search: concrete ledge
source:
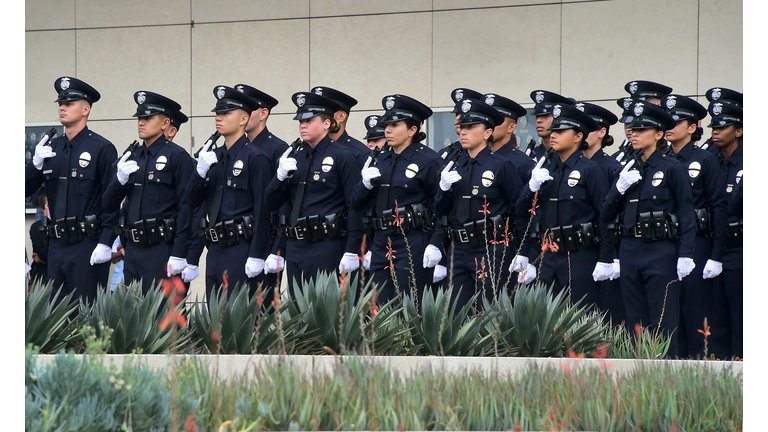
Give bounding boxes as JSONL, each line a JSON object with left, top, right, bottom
{"left": 33, "top": 354, "right": 743, "bottom": 380}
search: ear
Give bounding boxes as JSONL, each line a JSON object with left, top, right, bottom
{"left": 574, "top": 131, "right": 584, "bottom": 143}
{"left": 260, "top": 108, "right": 269, "bottom": 121}
{"left": 408, "top": 124, "right": 418, "bottom": 138}
{"left": 484, "top": 127, "right": 494, "bottom": 140}
{"left": 507, "top": 120, "right": 517, "bottom": 135}
{"left": 240, "top": 112, "right": 250, "bottom": 126}
{"left": 334, "top": 110, "right": 348, "bottom": 123}
{"left": 735, "top": 127, "right": 743, "bottom": 137}
{"left": 81, "top": 102, "right": 91, "bottom": 118}
{"left": 161, "top": 116, "right": 171, "bottom": 131}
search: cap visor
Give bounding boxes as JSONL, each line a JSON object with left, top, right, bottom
{"left": 293, "top": 111, "right": 320, "bottom": 120}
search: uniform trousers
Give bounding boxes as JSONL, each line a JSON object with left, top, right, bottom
{"left": 47, "top": 237, "right": 110, "bottom": 305}
{"left": 447, "top": 240, "right": 513, "bottom": 311}
{"left": 539, "top": 246, "right": 601, "bottom": 310}
{"left": 284, "top": 236, "right": 348, "bottom": 299}
{"left": 710, "top": 245, "right": 743, "bottom": 359}
{"left": 368, "top": 229, "right": 431, "bottom": 306}
{"left": 677, "top": 234, "right": 714, "bottom": 359}
{"left": 123, "top": 240, "right": 174, "bottom": 293}
{"left": 205, "top": 241, "right": 268, "bottom": 304}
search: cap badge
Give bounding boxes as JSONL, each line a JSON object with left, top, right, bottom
{"left": 461, "top": 99, "right": 471, "bottom": 113}
{"left": 485, "top": 94, "right": 495, "bottom": 106}
{"left": 233, "top": 159, "right": 244, "bottom": 176}
{"left": 368, "top": 116, "right": 378, "bottom": 128}
{"left": 236, "top": 85, "right": 244, "bottom": 93}
{"left": 629, "top": 82, "right": 638, "bottom": 94}
{"left": 79, "top": 152, "right": 91, "bottom": 168}
{"left": 454, "top": 89, "right": 463, "bottom": 102}
{"left": 575, "top": 103, "right": 585, "bottom": 112}
{"left": 652, "top": 171, "right": 664, "bottom": 187}
{"left": 535, "top": 91, "right": 544, "bottom": 103}
{"left": 712, "top": 103, "right": 723, "bottom": 116}
{"left": 481, "top": 170, "right": 494, "bottom": 187}
{"left": 137, "top": 92, "right": 146, "bottom": 104}
{"left": 711, "top": 88, "right": 722, "bottom": 100}
{"left": 60, "top": 77, "right": 70, "bottom": 90}
{"left": 314, "top": 88, "right": 323, "bottom": 95}
{"left": 567, "top": 170, "right": 581, "bottom": 187}
{"left": 405, "top": 163, "right": 419, "bottom": 179}
{"left": 385, "top": 96, "right": 395, "bottom": 110}
{"left": 736, "top": 170, "right": 742, "bottom": 184}
{"left": 623, "top": 98, "right": 632, "bottom": 110}
{"left": 666, "top": 96, "right": 677, "bottom": 110}
{"left": 552, "top": 104, "right": 561, "bottom": 118}
{"left": 321, "top": 156, "right": 334, "bottom": 172}
{"left": 296, "top": 94, "right": 306, "bottom": 107}
{"left": 155, "top": 155, "right": 167, "bottom": 171}
{"left": 633, "top": 103, "right": 644, "bottom": 117}
{"left": 688, "top": 161, "right": 701, "bottom": 179}
{"left": 216, "top": 86, "right": 226, "bottom": 99}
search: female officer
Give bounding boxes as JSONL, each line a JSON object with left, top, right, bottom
{"left": 363, "top": 115, "right": 387, "bottom": 151}
{"left": 424, "top": 98, "right": 523, "bottom": 309}
{"left": 510, "top": 104, "right": 612, "bottom": 313}
{"left": 351, "top": 95, "right": 441, "bottom": 303}
{"left": 600, "top": 100, "right": 696, "bottom": 359}
{"left": 265, "top": 92, "right": 363, "bottom": 290}
{"left": 662, "top": 94, "right": 728, "bottom": 359}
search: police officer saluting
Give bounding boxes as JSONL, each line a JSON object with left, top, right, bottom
{"left": 529, "top": 90, "right": 575, "bottom": 161}
{"left": 103, "top": 91, "right": 194, "bottom": 290}
{"left": 265, "top": 91, "right": 363, "bottom": 288}
{"left": 662, "top": 93, "right": 728, "bottom": 359}
{"left": 188, "top": 86, "right": 273, "bottom": 300}
{"left": 26, "top": 77, "right": 118, "bottom": 303}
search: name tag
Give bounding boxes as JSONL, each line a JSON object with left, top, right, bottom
{"left": 43, "top": 170, "right": 53, "bottom": 174}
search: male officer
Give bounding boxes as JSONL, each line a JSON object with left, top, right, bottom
{"left": 310, "top": 86, "right": 369, "bottom": 166}
{"left": 707, "top": 101, "right": 743, "bottom": 360}
{"left": 363, "top": 114, "right": 387, "bottom": 150}
{"left": 26, "top": 76, "right": 118, "bottom": 303}
{"left": 623, "top": 80, "right": 672, "bottom": 106}
{"left": 188, "top": 86, "right": 273, "bottom": 300}
{"left": 234, "top": 84, "right": 290, "bottom": 285}
{"left": 104, "top": 91, "right": 195, "bottom": 290}
{"left": 166, "top": 109, "right": 188, "bottom": 142}
{"left": 529, "top": 90, "right": 574, "bottom": 161}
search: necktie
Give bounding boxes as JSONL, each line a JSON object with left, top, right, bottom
{"left": 455, "top": 159, "right": 475, "bottom": 223}
{"left": 290, "top": 147, "right": 315, "bottom": 225}
{"left": 54, "top": 141, "right": 71, "bottom": 220}
{"left": 127, "top": 147, "right": 149, "bottom": 224}
{"left": 623, "top": 160, "right": 645, "bottom": 228}
{"left": 544, "top": 161, "right": 563, "bottom": 228}
{"left": 208, "top": 149, "right": 229, "bottom": 227}
{"left": 375, "top": 153, "right": 399, "bottom": 216}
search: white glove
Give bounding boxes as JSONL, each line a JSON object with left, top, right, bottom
{"left": 25, "top": 261, "right": 32, "bottom": 275}
{"left": 517, "top": 263, "right": 536, "bottom": 284}
{"left": 338, "top": 252, "right": 360, "bottom": 273}
{"left": 677, "top": 257, "right": 696, "bottom": 280}
{"left": 89, "top": 243, "right": 112, "bottom": 265}
{"left": 276, "top": 147, "right": 298, "bottom": 181}
{"left": 363, "top": 251, "right": 371, "bottom": 270}
{"left": 439, "top": 161, "right": 462, "bottom": 191}
{"left": 167, "top": 256, "right": 187, "bottom": 277}
{"left": 245, "top": 257, "right": 266, "bottom": 278}
{"left": 116, "top": 152, "right": 140, "bottom": 185}
{"left": 612, "top": 259, "right": 621, "bottom": 280}
{"left": 433, "top": 264, "right": 447, "bottom": 283}
{"left": 616, "top": 159, "right": 643, "bottom": 195}
{"left": 181, "top": 264, "right": 199, "bottom": 283}
{"left": 32, "top": 136, "right": 56, "bottom": 170}
{"left": 264, "top": 254, "right": 285, "bottom": 274}
{"left": 509, "top": 255, "right": 529, "bottom": 273}
{"left": 592, "top": 262, "right": 614, "bottom": 282}
{"left": 196, "top": 140, "right": 219, "bottom": 178}
{"left": 361, "top": 156, "right": 381, "bottom": 190}
{"left": 702, "top": 259, "right": 723, "bottom": 279}
{"left": 527, "top": 157, "right": 552, "bottom": 192}
{"left": 423, "top": 244, "right": 442, "bottom": 268}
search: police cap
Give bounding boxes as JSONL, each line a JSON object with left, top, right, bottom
{"left": 707, "top": 102, "right": 743, "bottom": 128}
{"left": 548, "top": 103, "right": 598, "bottom": 137}
{"left": 54, "top": 76, "right": 101, "bottom": 104}
{"left": 705, "top": 87, "right": 742, "bottom": 107}
{"left": 661, "top": 94, "right": 707, "bottom": 122}
{"left": 574, "top": 102, "right": 618, "bottom": 126}
{"left": 310, "top": 86, "right": 357, "bottom": 113}
{"left": 627, "top": 100, "right": 677, "bottom": 131}
{"left": 530, "top": 90, "right": 574, "bottom": 116}
{"left": 211, "top": 85, "right": 259, "bottom": 113}
{"left": 624, "top": 80, "right": 673, "bottom": 100}
{"left": 132, "top": 91, "right": 181, "bottom": 119}
{"left": 450, "top": 88, "right": 484, "bottom": 113}
{"left": 291, "top": 92, "right": 342, "bottom": 120}
{"left": 363, "top": 115, "right": 385, "bottom": 141}
{"left": 234, "top": 84, "right": 279, "bottom": 110}
{"left": 483, "top": 93, "right": 527, "bottom": 120}
{"left": 381, "top": 94, "right": 433, "bottom": 124}
{"left": 170, "top": 110, "right": 188, "bottom": 129}
{"left": 456, "top": 98, "right": 506, "bottom": 129}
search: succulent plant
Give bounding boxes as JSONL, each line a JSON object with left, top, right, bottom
{"left": 25, "top": 280, "right": 84, "bottom": 353}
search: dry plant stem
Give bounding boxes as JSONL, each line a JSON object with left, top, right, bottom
{"left": 438, "top": 290, "right": 450, "bottom": 356}
{"left": 566, "top": 251, "right": 572, "bottom": 297}
{"left": 654, "top": 279, "right": 676, "bottom": 342}
{"left": 338, "top": 275, "right": 347, "bottom": 355}
{"left": 359, "top": 305, "right": 366, "bottom": 355}
{"left": 395, "top": 206, "right": 418, "bottom": 302}
{"left": 507, "top": 191, "right": 539, "bottom": 289}
{"left": 274, "top": 286, "right": 286, "bottom": 355}
{"left": 386, "top": 236, "right": 402, "bottom": 302}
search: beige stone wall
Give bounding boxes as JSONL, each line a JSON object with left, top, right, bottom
{"left": 25, "top": 0, "right": 743, "bottom": 298}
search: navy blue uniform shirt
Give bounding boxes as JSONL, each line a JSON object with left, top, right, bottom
{"left": 716, "top": 144, "right": 743, "bottom": 224}
{"left": 249, "top": 126, "right": 288, "bottom": 170}
{"left": 337, "top": 130, "right": 369, "bottom": 167}
{"left": 492, "top": 139, "right": 536, "bottom": 187}
{"left": 25, "top": 126, "right": 118, "bottom": 245}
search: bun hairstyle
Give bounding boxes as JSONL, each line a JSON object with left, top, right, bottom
{"left": 683, "top": 118, "right": 703, "bottom": 143}
{"left": 600, "top": 124, "right": 615, "bottom": 148}
{"left": 319, "top": 113, "right": 341, "bottom": 134}
{"left": 655, "top": 128, "right": 668, "bottom": 151}
{"left": 404, "top": 118, "right": 427, "bottom": 143}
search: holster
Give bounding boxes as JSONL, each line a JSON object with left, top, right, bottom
{"left": 561, "top": 225, "right": 579, "bottom": 252}
{"left": 242, "top": 215, "right": 254, "bottom": 239}
{"left": 607, "top": 214, "right": 621, "bottom": 245}
{"left": 39, "top": 217, "right": 50, "bottom": 249}
{"left": 270, "top": 213, "right": 279, "bottom": 239}
{"left": 579, "top": 222, "right": 597, "bottom": 249}
{"left": 65, "top": 216, "right": 81, "bottom": 243}
{"left": 652, "top": 211, "right": 666, "bottom": 240}
{"left": 638, "top": 212, "right": 655, "bottom": 241}
{"left": 162, "top": 218, "right": 176, "bottom": 243}
{"left": 145, "top": 218, "right": 161, "bottom": 244}
{"left": 213, "top": 221, "right": 228, "bottom": 246}
{"left": 728, "top": 222, "right": 743, "bottom": 247}
{"left": 411, "top": 204, "right": 426, "bottom": 231}
{"left": 325, "top": 214, "right": 342, "bottom": 240}
{"left": 694, "top": 208, "right": 711, "bottom": 235}
{"left": 463, "top": 221, "right": 482, "bottom": 248}
{"left": 84, "top": 215, "right": 100, "bottom": 240}
{"left": 665, "top": 213, "right": 680, "bottom": 240}
{"left": 134, "top": 220, "right": 149, "bottom": 245}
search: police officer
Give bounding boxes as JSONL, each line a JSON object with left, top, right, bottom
{"left": 187, "top": 86, "right": 273, "bottom": 300}
{"left": 701, "top": 87, "right": 742, "bottom": 153}
{"left": 25, "top": 76, "right": 118, "bottom": 303}
{"left": 577, "top": 101, "right": 625, "bottom": 323}
{"left": 613, "top": 97, "right": 639, "bottom": 163}
{"left": 438, "top": 88, "right": 485, "bottom": 159}
{"left": 706, "top": 101, "right": 743, "bottom": 360}
{"left": 165, "top": 109, "right": 188, "bottom": 142}
{"left": 661, "top": 94, "right": 728, "bottom": 358}
{"left": 310, "top": 86, "right": 369, "bottom": 166}
{"left": 510, "top": 104, "right": 613, "bottom": 313}
{"left": 623, "top": 80, "right": 672, "bottom": 106}
{"left": 425, "top": 98, "right": 524, "bottom": 309}
{"left": 104, "top": 91, "right": 195, "bottom": 290}
{"left": 363, "top": 114, "right": 387, "bottom": 151}
{"left": 351, "top": 95, "right": 441, "bottom": 303}
{"left": 265, "top": 91, "right": 363, "bottom": 289}
{"left": 234, "top": 84, "right": 290, "bottom": 287}
{"left": 600, "top": 100, "right": 696, "bottom": 358}
{"left": 529, "top": 90, "right": 575, "bottom": 161}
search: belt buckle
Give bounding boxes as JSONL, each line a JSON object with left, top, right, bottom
{"left": 53, "top": 224, "right": 64, "bottom": 238}
{"left": 130, "top": 228, "right": 141, "bottom": 243}
{"left": 207, "top": 228, "right": 219, "bottom": 243}
{"left": 457, "top": 229, "right": 469, "bottom": 243}
{"left": 633, "top": 226, "right": 642, "bottom": 238}
{"left": 292, "top": 227, "right": 304, "bottom": 240}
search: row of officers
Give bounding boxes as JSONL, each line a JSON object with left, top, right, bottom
{"left": 26, "top": 77, "right": 743, "bottom": 360}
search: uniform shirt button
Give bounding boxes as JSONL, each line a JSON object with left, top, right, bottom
{"left": 653, "top": 195, "right": 656, "bottom": 199}
{"left": 570, "top": 195, "right": 573, "bottom": 199}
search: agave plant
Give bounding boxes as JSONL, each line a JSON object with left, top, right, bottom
{"left": 483, "top": 283, "right": 607, "bottom": 357}
{"left": 607, "top": 323, "right": 672, "bottom": 359}
{"left": 90, "top": 279, "right": 191, "bottom": 354}
{"left": 291, "top": 271, "right": 409, "bottom": 355}
{"left": 25, "top": 280, "right": 86, "bottom": 353}
{"left": 402, "top": 286, "right": 497, "bottom": 356}
{"left": 191, "top": 282, "right": 308, "bottom": 354}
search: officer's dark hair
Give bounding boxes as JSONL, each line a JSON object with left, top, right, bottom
{"left": 34, "top": 185, "right": 47, "bottom": 210}
{"left": 653, "top": 127, "right": 668, "bottom": 151}
{"left": 575, "top": 129, "right": 588, "bottom": 150}
{"left": 318, "top": 113, "right": 341, "bottom": 134}
{"left": 598, "top": 123, "right": 615, "bottom": 148}
{"left": 683, "top": 118, "right": 703, "bottom": 143}
{"left": 404, "top": 118, "right": 427, "bottom": 144}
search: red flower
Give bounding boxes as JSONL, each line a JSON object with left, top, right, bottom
{"left": 634, "top": 323, "right": 643, "bottom": 338}
{"left": 161, "top": 276, "right": 186, "bottom": 307}
{"left": 160, "top": 310, "right": 187, "bottom": 330}
{"left": 529, "top": 192, "right": 540, "bottom": 215}
{"left": 698, "top": 317, "right": 711, "bottom": 337}
{"left": 210, "top": 331, "right": 220, "bottom": 344}
{"left": 385, "top": 239, "right": 396, "bottom": 261}
{"left": 367, "top": 300, "right": 379, "bottom": 317}
{"left": 479, "top": 197, "right": 490, "bottom": 215}
{"left": 593, "top": 344, "right": 608, "bottom": 359}
{"left": 256, "top": 286, "right": 264, "bottom": 307}
{"left": 184, "top": 413, "right": 198, "bottom": 432}
{"left": 222, "top": 270, "right": 229, "bottom": 291}
{"left": 475, "top": 258, "right": 488, "bottom": 279}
